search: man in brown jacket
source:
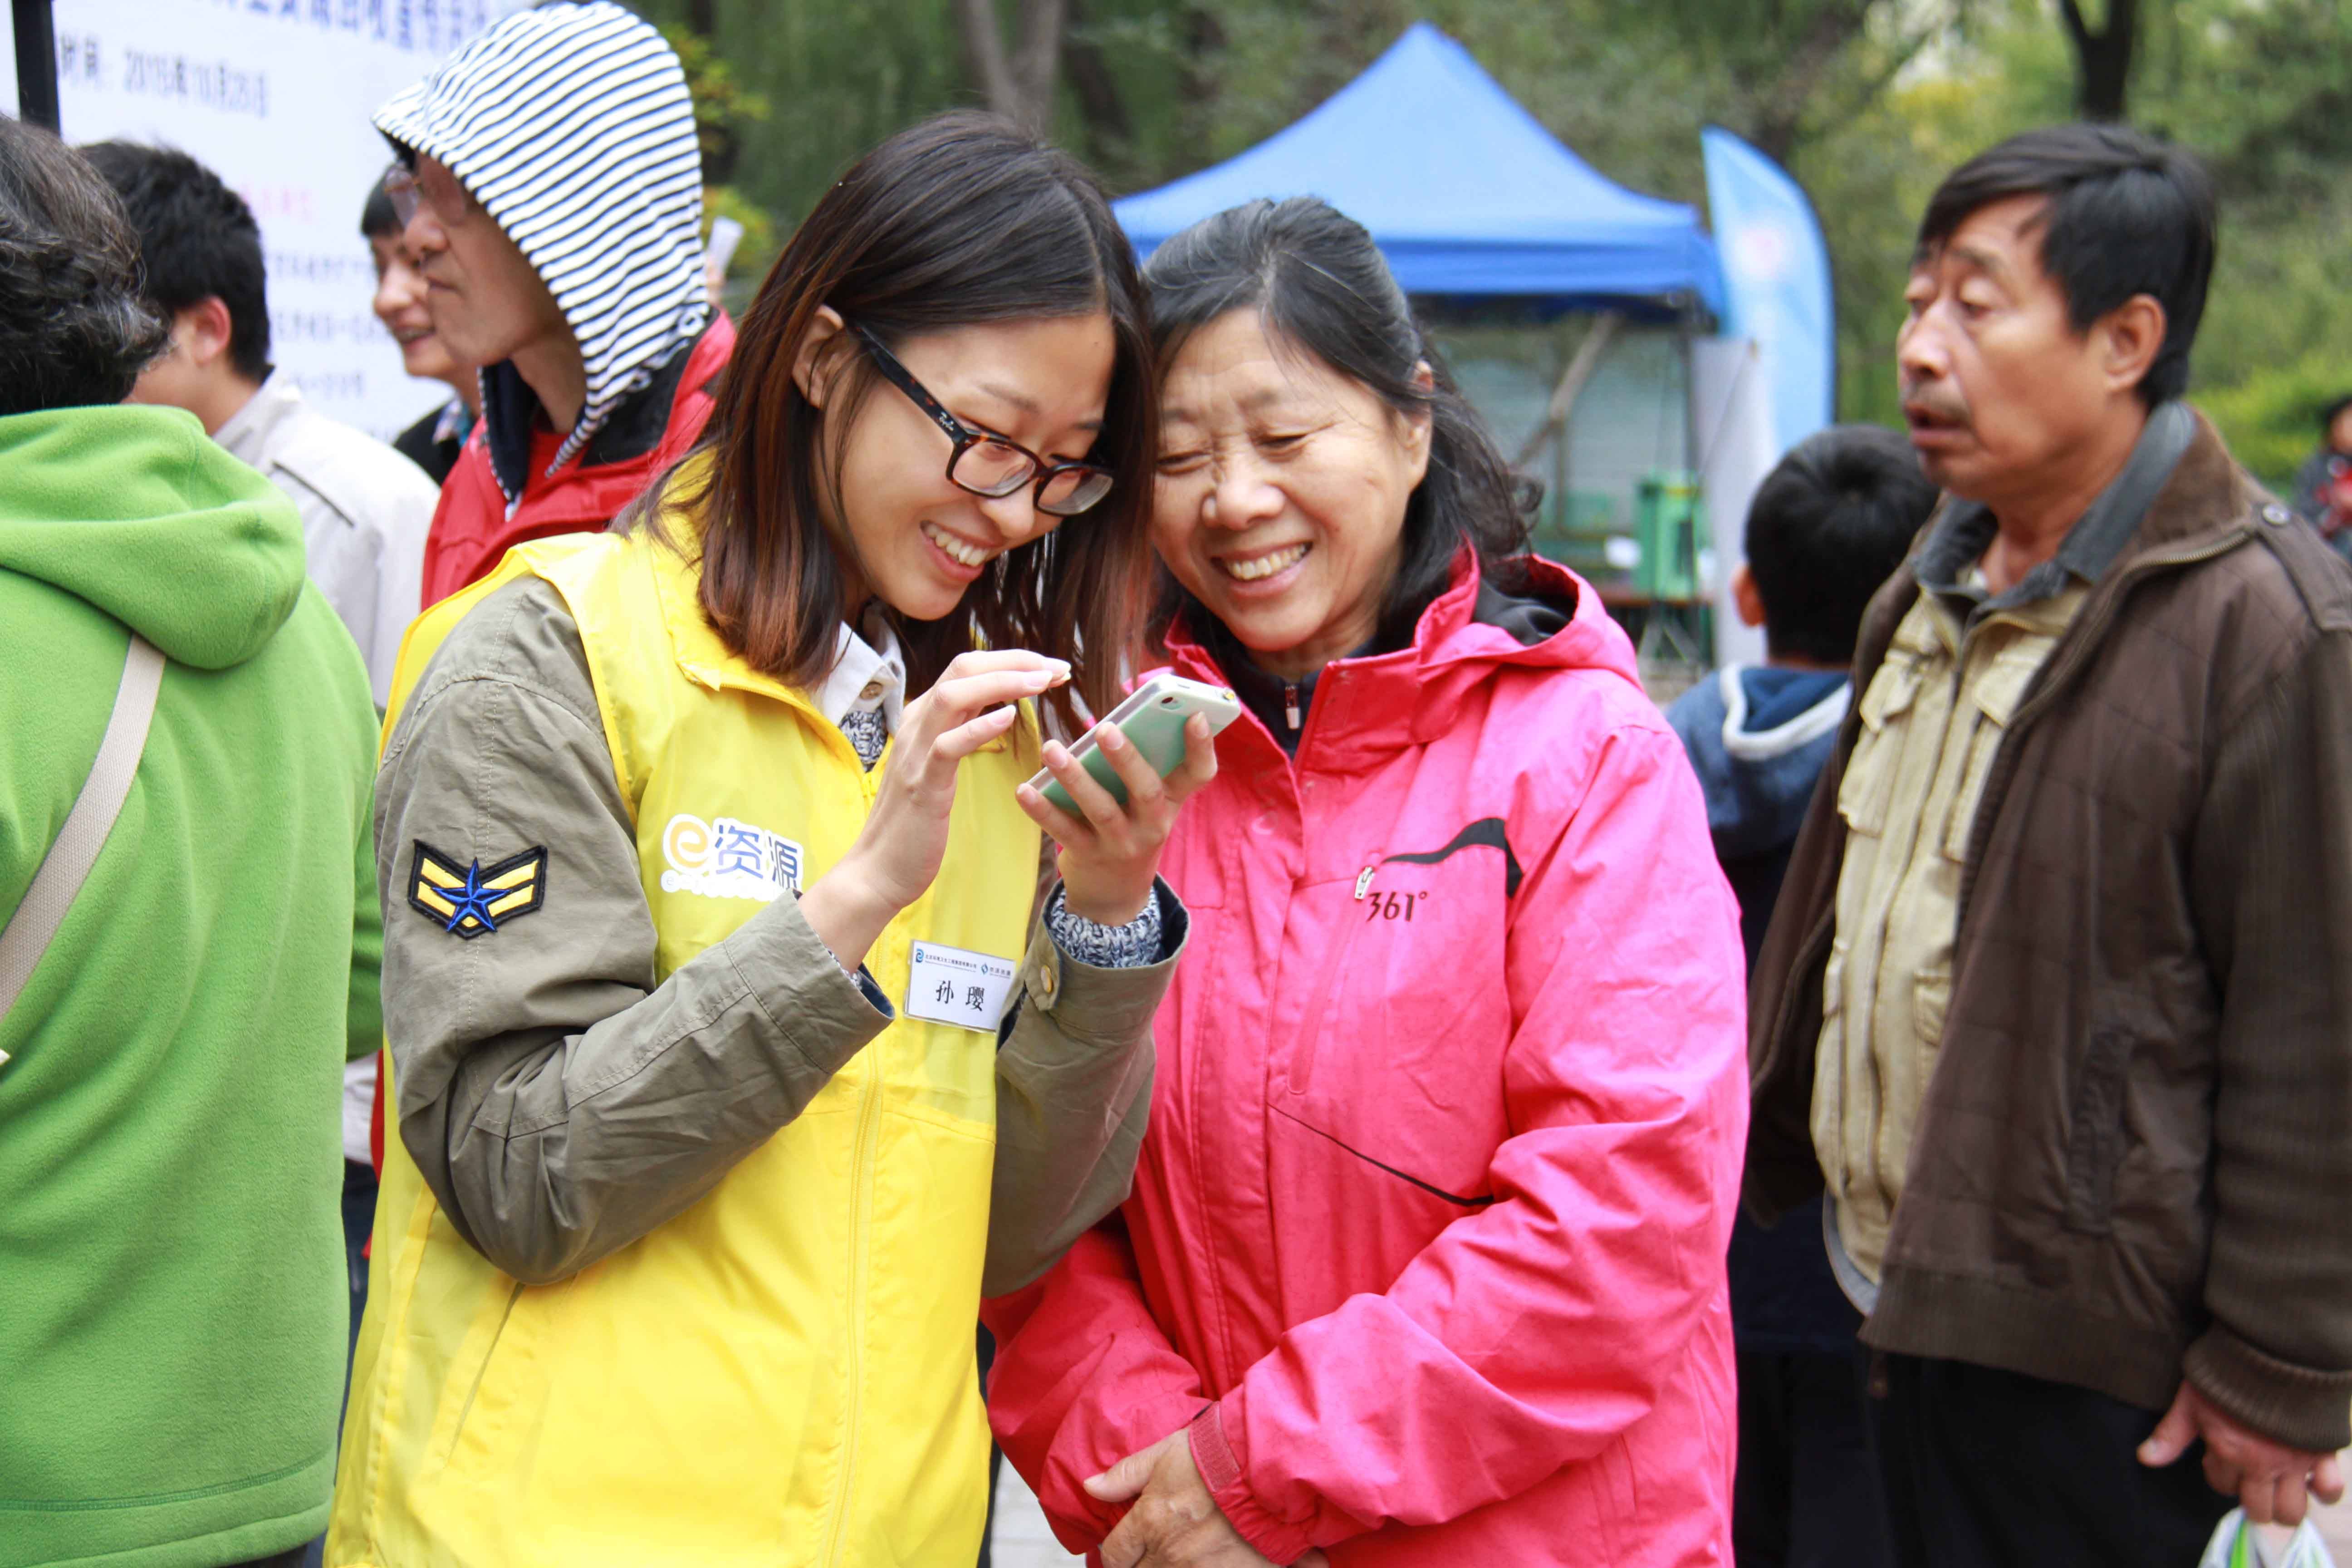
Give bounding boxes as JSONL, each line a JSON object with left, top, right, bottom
{"left": 1747, "top": 124, "right": 2351, "bottom": 1566}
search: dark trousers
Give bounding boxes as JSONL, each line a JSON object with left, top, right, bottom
{"left": 1868, "top": 1354, "right": 2231, "bottom": 1568}
{"left": 977, "top": 1323, "right": 1000, "bottom": 1568}
{"left": 341, "top": 1160, "right": 377, "bottom": 1360}
{"left": 299, "top": 1161, "right": 381, "bottom": 1568}
{"left": 1734, "top": 1348, "right": 1892, "bottom": 1568}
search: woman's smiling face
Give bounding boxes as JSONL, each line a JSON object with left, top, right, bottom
{"left": 805, "top": 309, "right": 1117, "bottom": 622}
{"left": 370, "top": 232, "right": 461, "bottom": 387}
{"left": 1152, "top": 309, "right": 1431, "bottom": 679}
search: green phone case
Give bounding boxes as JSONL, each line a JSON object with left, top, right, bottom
{"left": 1039, "top": 698, "right": 1202, "bottom": 813}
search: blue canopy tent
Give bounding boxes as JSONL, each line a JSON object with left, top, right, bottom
{"left": 1112, "top": 22, "right": 1724, "bottom": 316}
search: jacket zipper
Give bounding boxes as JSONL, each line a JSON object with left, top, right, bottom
{"left": 1287, "top": 858, "right": 1382, "bottom": 1096}
{"left": 1272, "top": 668, "right": 1358, "bottom": 1091}
{"left": 823, "top": 775, "right": 890, "bottom": 1568}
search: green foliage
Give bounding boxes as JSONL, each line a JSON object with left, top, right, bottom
{"left": 1796, "top": 9, "right": 2075, "bottom": 426}
{"left": 2193, "top": 350, "right": 2345, "bottom": 490}
{"left": 2123, "top": 0, "right": 2352, "bottom": 441}
{"left": 656, "top": 22, "right": 778, "bottom": 282}
{"left": 636, "top": 0, "right": 969, "bottom": 237}
{"left": 663, "top": 23, "right": 773, "bottom": 154}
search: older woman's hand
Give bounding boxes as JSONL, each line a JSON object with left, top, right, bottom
{"left": 1018, "top": 713, "right": 1218, "bottom": 926}
{"left": 1084, "top": 1432, "right": 1327, "bottom": 1568}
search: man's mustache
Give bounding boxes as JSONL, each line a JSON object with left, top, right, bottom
{"left": 1901, "top": 384, "right": 1970, "bottom": 426}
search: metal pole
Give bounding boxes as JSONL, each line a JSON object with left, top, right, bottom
{"left": 13, "top": 0, "right": 60, "bottom": 131}
{"left": 1511, "top": 313, "right": 1621, "bottom": 471}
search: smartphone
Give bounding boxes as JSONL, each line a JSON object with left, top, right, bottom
{"left": 1027, "top": 673, "right": 1242, "bottom": 813}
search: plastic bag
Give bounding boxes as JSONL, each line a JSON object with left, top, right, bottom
{"left": 2198, "top": 1509, "right": 2341, "bottom": 1568}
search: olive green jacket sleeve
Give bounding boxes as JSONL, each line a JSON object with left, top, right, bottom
{"left": 348, "top": 799, "right": 384, "bottom": 1063}
{"left": 376, "top": 576, "right": 1170, "bottom": 1289}
{"left": 986, "top": 887, "right": 1175, "bottom": 1297}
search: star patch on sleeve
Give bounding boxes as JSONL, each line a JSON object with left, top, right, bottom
{"left": 406, "top": 841, "right": 549, "bottom": 939}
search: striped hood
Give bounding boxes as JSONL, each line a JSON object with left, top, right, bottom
{"left": 374, "top": 1, "right": 708, "bottom": 492}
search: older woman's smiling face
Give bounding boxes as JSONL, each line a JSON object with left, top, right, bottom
{"left": 1152, "top": 309, "right": 1431, "bottom": 680}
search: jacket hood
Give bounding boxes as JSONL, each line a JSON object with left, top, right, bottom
{"left": 0, "top": 406, "right": 308, "bottom": 670}
{"left": 1666, "top": 666, "right": 1848, "bottom": 860}
{"left": 374, "top": 0, "right": 708, "bottom": 492}
{"left": 1167, "top": 552, "right": 1639, "bottom": 760}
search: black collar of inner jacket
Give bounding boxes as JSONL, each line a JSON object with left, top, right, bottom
{"left": 1196, "top": 615, "right": 1378, "bottom": 759}
{"left": 482, "top": 327, "right": 711, "bottom": 502}
{"left": 1913, "top": 399, "right": 2197, "bottom": 625}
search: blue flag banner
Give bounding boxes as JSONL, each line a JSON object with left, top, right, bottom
{"left": 1702, "top": 126, "right": 1836, "bottom": 458}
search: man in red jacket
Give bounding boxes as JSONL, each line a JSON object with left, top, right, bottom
{"left": 372, "top": 0, "right": 734, "bottom": 609}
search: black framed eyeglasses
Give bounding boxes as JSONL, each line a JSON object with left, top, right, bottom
{"left": 850, "top": 322, "right": 1115, "bottom": 518}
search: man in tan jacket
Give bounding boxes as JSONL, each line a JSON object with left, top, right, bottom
{"left": 1747, "top": 124, "right": 2349, "bottom": 1565}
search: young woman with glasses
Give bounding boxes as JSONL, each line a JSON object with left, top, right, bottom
{"left": 328, "top": 113, "right": 1213, "bottom": 1568}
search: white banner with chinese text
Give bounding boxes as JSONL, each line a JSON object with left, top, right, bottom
{"left": 39, "top": 0, "right": 526, "bottom": 440}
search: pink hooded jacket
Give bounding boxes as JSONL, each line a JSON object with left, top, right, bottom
{"left": 985, "top": 555, "right": 1750, "bottom": 1566}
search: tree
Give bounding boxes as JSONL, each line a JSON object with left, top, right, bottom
{"left": 956, "top": 0, "right": 1068, "bottom": 135}
{"left": 1062, "top": 0, "right": 1137, "bottom": 165}
{"left": 2056, "top": 0, "right": 2136, "bottom": 119}
{"left": 656, "top": 22, "right": 774, "bottom": 286}
{"left": 1622, "top": 0, "right": 1963, "bottom": 167}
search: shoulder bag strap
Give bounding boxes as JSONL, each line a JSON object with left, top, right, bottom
{"left": 0, "top": 635, "right": 167, "bottom": 1040}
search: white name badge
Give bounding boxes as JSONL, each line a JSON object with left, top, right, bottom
{"left": 906, "top": 941, "right": 1018, "bottom": 1033}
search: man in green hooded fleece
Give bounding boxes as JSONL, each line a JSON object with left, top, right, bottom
{"left": 0, "top": 117, "right": 383, "bottom": 1568}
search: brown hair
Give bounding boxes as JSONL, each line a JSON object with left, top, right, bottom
{"left": 0, "top": 117, "right": 169, "bottom": 414}
{"left": 631, "top": 112, "right": 1155, "bottom": 731}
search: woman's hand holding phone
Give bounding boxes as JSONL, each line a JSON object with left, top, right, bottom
{"left": 800, "top": 648, "right": 1070, "bottom": 971}
{"left": 1017, "top": 713, "right": 1218, "bottom": 927}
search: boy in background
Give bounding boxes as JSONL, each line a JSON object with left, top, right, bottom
{"left": 83, "top": 140, "right": 436, "bottom": 708}
{"left": 1667, "top": 425, "right": 1936, "bottom": 1568}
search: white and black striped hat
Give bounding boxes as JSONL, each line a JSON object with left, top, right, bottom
{"left": 375, "top": 0, "right": 709, "bottom": 477}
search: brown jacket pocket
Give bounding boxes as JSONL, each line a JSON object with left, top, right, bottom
{"left": 2064, "top": 1031, "right": 2133, "bottom": 1234}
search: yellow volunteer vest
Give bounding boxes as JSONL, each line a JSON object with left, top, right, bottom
{"left": 328, "top": 524, "right": 1040, "bottom": 1567}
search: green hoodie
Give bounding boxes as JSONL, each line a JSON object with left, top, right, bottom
{"left": 0, "top": 406, "right": 383, "bottom": 1568}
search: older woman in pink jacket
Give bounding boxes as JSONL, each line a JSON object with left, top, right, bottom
{"left": 985, "top": 197, "right": 1750, "bottom": 1567}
